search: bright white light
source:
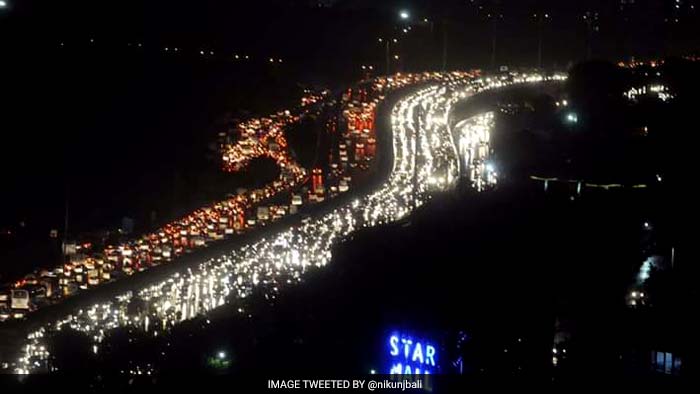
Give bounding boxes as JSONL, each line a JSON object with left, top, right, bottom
{"left": 218, "top": 351, "right": 226, "bottom": 359}
{"left": 0, "top": 1, "right": 7, "bottom": 8}
{"left": 399, "top": 10, "right": 410, "bottom": 20}
{"left": 637, "top": 257, "right": 657, "bottom": 284}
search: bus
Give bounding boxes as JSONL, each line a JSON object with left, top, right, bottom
{"left": 10, "top": 289, "right": 30, "bottom": 310}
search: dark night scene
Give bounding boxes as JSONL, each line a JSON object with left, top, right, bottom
{"left": 1, "top": 0, "right": 699, "bottom": 390}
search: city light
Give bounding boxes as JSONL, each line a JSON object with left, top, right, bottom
{"left": 2, "top": 70, "right": 567, "bottom": 374}
{"left": 399, "top": 10, "right": 410, "bottom": 20}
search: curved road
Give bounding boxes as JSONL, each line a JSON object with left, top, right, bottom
{"left": 3, "top": 71, "right": 566, "bottom": 374}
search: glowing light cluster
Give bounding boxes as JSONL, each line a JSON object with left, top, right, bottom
{"left": 3, "top": 91, "right": 331, "bottom": 316}
{"left": 5, "top": 70, "right": 566, "bottom": 375}
{"left": 455, "top": 112, "right": 497, "bottom": 191}
{"left": 625, "top": 84, "right": 674, "bottom": 102}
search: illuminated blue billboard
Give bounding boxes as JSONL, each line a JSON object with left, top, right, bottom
{"left": 386, "top": 331, "right": 438, "bottom": 375}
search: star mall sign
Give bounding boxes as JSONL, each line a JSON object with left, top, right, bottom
{"left": 387, "top": 331, "right": 438, "bottom": 375}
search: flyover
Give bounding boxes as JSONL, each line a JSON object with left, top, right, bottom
{"left": 1, "top": 71, "right": 566, "bottom": 374}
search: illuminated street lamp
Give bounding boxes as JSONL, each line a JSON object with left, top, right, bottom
{"left": 0, "top": 1, "right": 8, "bottom": 9}
{"left": 207, "top": 350, "right": 231, "bottom": 370}
{"left": 399, "top": 10, "right": 410, "bottom": 20}
{"left": 565, "top": 112, "right": 578, "bottom": 124}
{"left": 378, "top": 37, "right": 398, "bottom": 75}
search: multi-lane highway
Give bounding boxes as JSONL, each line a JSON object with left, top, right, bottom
{"left": 2, "top": 70, "right": 566, "bottom": 374}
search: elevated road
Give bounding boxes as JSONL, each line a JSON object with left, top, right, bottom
{"left": 1, "top": 71, "right": 566, "bottom": 374}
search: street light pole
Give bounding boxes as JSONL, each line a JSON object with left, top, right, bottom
{"left": 537, "top": 18, "right": 543, "bottom": 68}
{"left": 585, "top": 18, "right": 592, "bottom": 60}
{"left": 386, "top": 40, "right": 391, "bottom": 75}
{"left": 379, "top": 38, "right": 396, "bottom": 75}
{"left": 583, "top": 11, "right": 596, "bottom": 60}
{"left": 490, "top": 17, "right": 497, "bottom": 70}
{"left": 442, "top": 19, "right": 448, "bottom": 71}
{"left": 378, "top": 38, "right": 392, "bottom": 75}
{"left": 534, "top": 12, "right": 550, "bottom": 69}
{"left": 63, "top": 185, "right": 69, "bottom": 258}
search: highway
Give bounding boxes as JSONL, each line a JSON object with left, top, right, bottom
{"left": 2, "top": 71, "right": 566, "bottom": 374}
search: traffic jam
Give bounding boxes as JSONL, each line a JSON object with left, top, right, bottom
{"left": 5, "top": 71, "right": 568, "bottom": 374}
{"left": 1, "top": 87, "right": 378, "bottom": 321}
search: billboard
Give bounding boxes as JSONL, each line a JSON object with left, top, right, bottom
{"left": 386, "top": 331, "right": 438, "bottom": 375}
